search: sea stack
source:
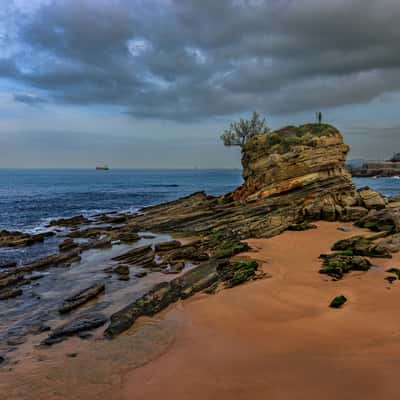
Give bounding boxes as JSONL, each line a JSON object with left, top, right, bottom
{"left": 230, "top": 124, "right": 358, "bottom": 221}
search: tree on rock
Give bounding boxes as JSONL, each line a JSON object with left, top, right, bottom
{"left": 220, "top": 111, "right": 270, "bottom": 148}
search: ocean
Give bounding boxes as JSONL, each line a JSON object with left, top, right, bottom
{"left": 1, "top": 169, "right": 399, "bottom": 233}
{"left": 0, "top": 169, "right": 243, "bottom": 232}
{"left": 0, "top": 169, "right": 399, "bottom": 265}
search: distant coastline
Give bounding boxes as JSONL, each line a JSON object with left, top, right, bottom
{"left": 349, "top": 161, "right": 400, "bottom": 178}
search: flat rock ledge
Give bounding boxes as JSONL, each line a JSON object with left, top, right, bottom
{"left": 104, "top": 257, "right": 259, "bottom": 338}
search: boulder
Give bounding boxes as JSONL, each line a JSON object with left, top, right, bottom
{"left": 357, "top": 187, "right": 386, "bottom": 210}
{"left": 337, "top": 226, "right": 353, "bottom": 232}
{"left": 341, "top": 206, "right": 369, "bottom": 221}
{"left": 319, "top": 253, "right": 372, "bottom": 279}
{"left": 355, "top": 208, "right": 400, "bottom": 233}
{"left": 329, "top": 295, "right": 347, "bottom": 308}
{"left": 379, "top": 233, "right": 400, "bottom": 253}
{"left": 332, "top": 236, "right": 392, "bottom": 258}
{"left": 154, "top": 240, "right": 182, "bottom": 252}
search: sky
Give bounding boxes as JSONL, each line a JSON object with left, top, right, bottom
{"left": 1, "top": 0, "right": 400, "bottom": 168}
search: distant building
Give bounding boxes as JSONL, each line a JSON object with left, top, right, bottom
{"left": 389, "top": 152, "right": 400, "bottom": 162}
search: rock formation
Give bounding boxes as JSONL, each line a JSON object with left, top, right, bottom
{"left": 231, "top": 124, "right": 357, "bottom": 220}
{"left": 123, "top": 124, "right": 364, "bottom": 238}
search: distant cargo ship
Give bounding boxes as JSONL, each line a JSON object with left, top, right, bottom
{"left": 96, "top": 165, "right": 109, "bottom": 170}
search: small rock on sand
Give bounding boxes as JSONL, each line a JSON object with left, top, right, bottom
{"left": 337, "top": 226, "right": 352, "bottom": 232}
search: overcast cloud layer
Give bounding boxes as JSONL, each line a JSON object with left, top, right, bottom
{"left": 1, "top": 0, "right": 400, "bottom": 166}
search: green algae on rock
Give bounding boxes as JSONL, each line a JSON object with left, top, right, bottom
{"left": 319, "top": 254, "right": 372, "bottom": 280}
{"left": 329, "top": 295, "right": 347, "bottom": 308}
{"left": 332, "top": 236, "right": 392, "bottom": 258}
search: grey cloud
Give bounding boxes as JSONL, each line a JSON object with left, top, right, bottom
{"left": 13, "top": 92, "right": 46, "bottom": 104}
{"left": 2, "top": 0, "right": 400, "bottom": 120}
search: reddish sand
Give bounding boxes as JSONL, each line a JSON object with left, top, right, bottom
{"left": 2, "top": 221, "right": 400, "bottom": 399}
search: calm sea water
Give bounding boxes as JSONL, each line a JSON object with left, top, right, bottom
{"left": 0, "top": 169, "right": 399, "bottom": 265}
{"left": 0, "top": 169, "right": 243, "bottom": 232}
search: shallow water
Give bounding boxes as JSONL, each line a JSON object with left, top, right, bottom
{"left": 0, "top": 231, "right": 194, "bottom": 355}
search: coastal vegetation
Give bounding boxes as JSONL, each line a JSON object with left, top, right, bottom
{"left": 220, "top": 111, "right": 270, "bottom": 148}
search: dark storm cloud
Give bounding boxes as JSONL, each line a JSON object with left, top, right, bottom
{"left": 3, "top": 0, "right": 400, "bottom": 120}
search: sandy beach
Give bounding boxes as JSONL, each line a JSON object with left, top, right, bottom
{"left": 2, "top": 221, "right": 400, "bottom": 399}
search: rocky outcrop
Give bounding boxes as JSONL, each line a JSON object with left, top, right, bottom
{"left": 105, "top": 258, "right": 258, "bottom": 338}
{"left": 0, "top": 230, "right": 54, "bottom": 248}
{"left": 42, "top": 313, "right": 107, "bottom": 345}
{"left": 233, "top": 124, "right": 354, "bottom": 209}
{"left": 319, "top": 253, "right": 372, "bottom": 280}
{"left": 122, "top": 124, "right": 360, "bottom": 239}
{"left": 48, "top": 215, "right": 89, "bottom": 227}
{"left": 332, "top": 235, "right": 392, "bottom": 258}
{"left": 59, "top": 238, "right": 79, "bottom": 252}
{"left": 357, "top": 187, "right": 386, "bottom": 209}
{"left": 355, "top": 207, "right": 400, "bottom": 233}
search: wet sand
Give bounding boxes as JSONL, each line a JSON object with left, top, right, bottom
{"left": 2, "top": 221, "right": 400, "bottom": 399}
